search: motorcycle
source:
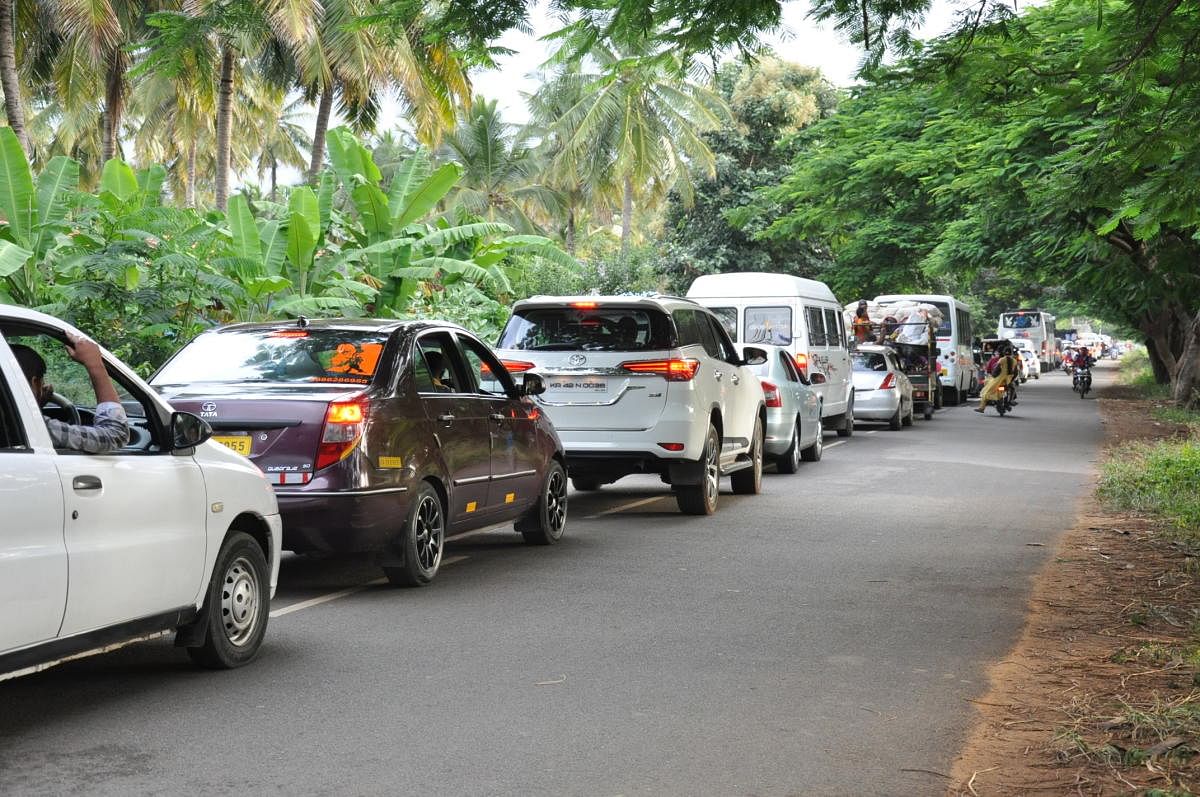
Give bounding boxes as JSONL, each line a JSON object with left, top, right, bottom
{"left": 983, "top": 382, "right": 1015, "bottom": 416}
{"left": 1073, "top": 365, "right": 1092, "bottom": 398}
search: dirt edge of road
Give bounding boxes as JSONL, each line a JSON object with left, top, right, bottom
{"left": 947, "top": 386, "right": 1200, "bottom": 795}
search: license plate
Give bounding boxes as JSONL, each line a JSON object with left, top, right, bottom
{"left": 214, "top": 435, "right": 252, "bottom": 456}
{"left": 548, "top": 379, "right": 607, "bottom": 393}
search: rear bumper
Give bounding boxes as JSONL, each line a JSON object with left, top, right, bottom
{"left": 275, "top": 488, "right": 409, "bottom": 553}
{"left": 764, "top": 407, "right": 794, "bottom": 457}
{"left": 854, "top": 390, "right": 901, "bottom": 420}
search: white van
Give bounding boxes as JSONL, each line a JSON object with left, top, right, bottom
{"left": 687, "top": 273, "right": 856, "bottom": 435}
{"left": 874, "top": 294, "right": 975, "bottom": 405}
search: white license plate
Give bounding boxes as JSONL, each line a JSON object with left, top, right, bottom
{"left": 547, "top": 379, "right": 607, "bottom": 393}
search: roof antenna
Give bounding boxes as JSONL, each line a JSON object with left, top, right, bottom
{"left": 296, "top": 316, "right": 309, "bottom": 329}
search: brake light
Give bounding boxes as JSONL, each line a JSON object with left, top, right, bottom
{"left": 794, "top": 352, "right": 808, "bottom": 374}
{"left": 879, "top": 373, "right": 896, "bottom": 390}
{"left": 620, "top": 358, "right": 700, "bottom": 381}
{"left": 316, "top": 395, "right": 368, "bottom": 471}
{"left": 268, "top": 329, "right": 310, "bottom": 338}
{"left": 571, "top": 301, "right": 598, "bottom": 310}
{"left": 500, "top": 359, "right": 536, "bottom": 373}
{"left": 658, "top": 443, "right": 686, "bottom": 451}
{"left": 761, "top": 380, "right": 782, "bottom": 407}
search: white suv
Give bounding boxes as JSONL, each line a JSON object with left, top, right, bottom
{"left": 1, "top": 306, "right": 282, "bottom": 680}
{"left": 495, "top": 296, "right": 768, "bottom": 515}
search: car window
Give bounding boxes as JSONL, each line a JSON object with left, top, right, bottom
{"left": 705, "top": 314, "right": 740, "bottom": 363}
{"left": 0, "top": 363, "right": 28, "bottom": 450}
{"left": 414, "top": 332, "right": 469, "bottom": 394}
{"left": 672, "top": 309, "right": 702, "bottom": 347}
{"left": 852, "top": 352, "right": 889, "bottom": 372}
{"left": 695, "top": 313, "right": 722, "bottom": 359}
{"left": 457, "top": 334, "right": 516, "bottom": 397}
{"left": 804, "top": 306, "right": 827, "bottom": 347}
{"left": 498, "top": 306, "right": 675, "bottom": 352}
{"left": 708, "top": 307, "right": 738, "bottom": 340}
{"left": 780, "top": 352, "right": 801, "bottom": 382}
{"left": 744, "top": 306, "right": 792, "bottom": 346}
{"left": 823, "top": 309, "right": 843, "bottom": 349}
{"left": 155, "top": 328, "right": 390, "bottom": 386}
{"left": 5, "top": 332, "right": 163, "bottom": 455}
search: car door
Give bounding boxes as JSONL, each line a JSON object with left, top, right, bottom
{"left": 704, "top": 313, "right": 757, "bottom": 452}
{"left": 52, "top": 367, "right": 207, "bottom": 637}
{"left": 455, "top": 332, "right": 542, "bottom": 513}
{"left": 0, "top": 343, "right": 68, "bottom": 653}
{"left": 413, "top": 331, "right": 493, "bottom": 525}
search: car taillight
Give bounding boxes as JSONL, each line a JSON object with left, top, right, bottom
{"left": 620, "top": 358, "right": 700, "bottom": 381}
{"left": 761, "top": 380, "right": 783, "bottom": 408}
{"left": 316, "top": 395, "right": 368, "bottom": 471}
{"left": 500, "top": 359, "right": 536, "bottom": 373}
{"left": 879, "top": 373, "right": 896, "bottom": 390}
{"left": 794, "top": 352, "right": 808, "bottom": 374}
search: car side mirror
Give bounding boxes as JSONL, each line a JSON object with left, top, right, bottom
{"left": 741, "top": 346, "right": 768, "bottom": 366}
{"left": 171, "top": 411, "right": 212, "bottom": 450}
{"left": 809, "top": 371, "right": 828, "bottom": 385}
{"left": 520, "top": 372, "right": 546, "bottom": 397}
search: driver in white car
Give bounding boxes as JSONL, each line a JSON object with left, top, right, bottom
{"left": 10, "top": 335, "right": 130, "bottom": 453}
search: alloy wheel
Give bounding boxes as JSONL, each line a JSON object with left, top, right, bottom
{"left": 547, "top": 469, "right": 568, "bottom": 534}
{"left": 704, "top": 431, "right": 720, "bottom": 507}
{"left": 414, "top": 495, "right": 444, "bottom": 571}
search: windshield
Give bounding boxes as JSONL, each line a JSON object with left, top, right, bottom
{"left": 1002, "top": 313, "right": 1040, "bottom": 330}
{"left": 498, "top": 307, "right": 675, "bottom": 352}
{"left": 852, "top": 352, "right": 889, "bottom": 372}
{"left": 154, "top": 329, "right": 390, "bottom": 386}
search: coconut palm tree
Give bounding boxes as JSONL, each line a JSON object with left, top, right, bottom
{"left": 0, "top": 0, "right": 30, "bottom": 153}
{"left": 255, "top": 92, "right": 312, "bottom": 199}
{"left": 542, "top": 42, "right": 731, "bottom": 255}
{"left": 440, "top": 96, "right": 559, "bottom": 234}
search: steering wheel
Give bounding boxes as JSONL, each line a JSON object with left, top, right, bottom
{"left": 45, "top": 391, "right": 81, "bottom": 426}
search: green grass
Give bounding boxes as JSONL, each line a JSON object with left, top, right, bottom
{"left": 1099, "top": 440, "right": 1200, "bottom": 539}
{"left": 1119, "top": 347, "right": 1174, "bottom": 398}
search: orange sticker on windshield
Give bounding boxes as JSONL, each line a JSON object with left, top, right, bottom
{"left": 326, "top": 342, "right": 383, "bottom": 376}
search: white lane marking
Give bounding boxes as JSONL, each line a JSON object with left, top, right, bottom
{"left": 865, "top": 430, "right": 878, "bottom": 435}
{"left": 584, "top": 495, "right": 666, "bottom": 519}
{"left": 825, "top": 440, "right": 847, "bottom": 449}
{"left": 270, "top": 555, "right": 469, "bottom": 618}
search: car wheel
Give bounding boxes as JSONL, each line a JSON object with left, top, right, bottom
{"left": 731, "top": 418, "right": 763, "bottom": 495}
{"left": 517, "top": 460, "right": 568, "bottom": 545}
{"left": 676, "top": 424, "right": 720, "bottom": 515}
{"left": 777, "top": 419, "right": 802, "bottom": 474}
{"left": 571, "top": 476, "right": 603, "bottom": 492}
{"left": 837, "top": 400, "right": 854, "bottom": 437}
{"left": 888, "top": 406, "right": 902, "bottom": 430}
{"left": 383, "top": 483, "right": 445, "bottom": 587}
{"left": 901, "top": 402, "right": 914, "bottom": 427}
{"left": 186, "top": 531, "right": 270, "bottom": 669}
{"left": 801, "top": 416, "right": 823, "bottom": 462}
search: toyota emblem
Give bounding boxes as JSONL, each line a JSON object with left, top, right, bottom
{"left": 201, "top": 401, "right": 217, "bottom": 413}
{"left": 568, "top": 354, "right": 587, "bottom": 367}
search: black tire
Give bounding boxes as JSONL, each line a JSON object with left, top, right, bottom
{"left": 934, "top": 384, "right": 944, "bottom": 409}
{"left": 836, "top": 398, "right": 854, "bottom": 438}
{"left": 570, "top": 476, "right": 603, "bottom": 492}
{"left": 676, "top": 424, "right": 720, "bottom": 515}
{"left": 731, "top": 418, "right": 763, "bottom": 495}
{"left": 186, "top": 531, "right": 270, "bottom": 670}
{"left": 945, "top": 386, "right": 959, "bottom": 406}
{"left": 801, "top": 416, "right": 823, "bottom": 462}
{"left": 383, "top": 482, "right": 444, "bottom": 587}
{"left": 517, "top": 460, "right": 568, "bottom": 545}
{"left": 901, "top": 403, "right": 914, "bottom": 427}
{"left": 888, "top": 407, "right": 902, "bottom": 430}
{"left": 923, "top": 404, "right": 933, "bottom": 421}
{"left": 777, "top": 419, "right": 802, "bottom": 474}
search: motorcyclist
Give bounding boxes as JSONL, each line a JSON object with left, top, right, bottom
{"left": 1072, "top": 346, "right": 1095, "bottom": 369}
{"left": 975, "top": 343, "right": 1020, "bottom": 414}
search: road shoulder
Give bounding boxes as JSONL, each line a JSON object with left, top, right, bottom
{"left": 948, "top": 384, "right": 1200, "bottom": 795}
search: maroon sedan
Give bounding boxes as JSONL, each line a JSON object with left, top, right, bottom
{"left": 152, "top": 319, "right": 566, "bottom": 586}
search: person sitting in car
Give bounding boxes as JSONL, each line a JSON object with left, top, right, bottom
{"left": 10, "top": 335, "right": 129, "bottom": 453}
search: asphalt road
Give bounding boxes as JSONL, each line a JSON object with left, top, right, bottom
{"left": 0, "top": 363, "right": 1112, "bottom": 796}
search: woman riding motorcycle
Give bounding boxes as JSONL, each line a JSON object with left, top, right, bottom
{"left": 975, "top": 343, "right": 1020, "bottom": 414}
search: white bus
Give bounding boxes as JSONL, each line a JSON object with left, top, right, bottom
{"left": 997, "top": 310, "right": 1057, "bottom": 371}
{"left": 874, "top": 294, "right": 975, "bottom": 405}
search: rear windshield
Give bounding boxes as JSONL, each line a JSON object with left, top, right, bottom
{"left": 852, "top": 352, "right": 889, "bottom": 372}
{"left": 499, "top": 307, "right": 675, "bottom": 352}
{"left": 154, "top": 329, "right": 390, "bottom": 386}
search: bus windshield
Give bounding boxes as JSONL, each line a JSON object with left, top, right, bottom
{"left": 1001, "top": 313, "right": 1042, "bottom": 330}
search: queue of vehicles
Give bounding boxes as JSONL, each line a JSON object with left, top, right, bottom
{"left": 0, "top": 276, "right": 1079, "bottom": 682}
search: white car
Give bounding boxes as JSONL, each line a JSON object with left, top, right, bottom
{"left": 851, "top": 345, "right": 915, "bottom": 429}
{"left": 740, "top": 344, "right": 824, "bottom": 472}
{"left": 1, "top": 306, "right": 282, "bottom": 680}
{"left": 1012, "top": 344, "right": 1040, "bottom": 380}
{"left": 494, "top": 296, "right": 768, "bottom": 515}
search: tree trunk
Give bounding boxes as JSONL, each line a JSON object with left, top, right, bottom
{"left": 270, "top": 157, "right": 278, "bottom": 202}
{"left": 101, "top": 50, "right": 127, "bottom": 163}
{"left": 621, "top": 176, "right": 633, "bottom": 257}
{"left": 1171, "top": 310, "right": 1200, "bottom": 408}
{"left": 0, "top": 0, "right": 29, "bottom": 155}
{"left": 1145, "top": 337, "right": 1172, "bottom": 384}
{"left": 184, "top": 144, "right": 197, "bottom": 208}
{"left": 214, "top": 45, "right": 236, "bottom": 211}
{"left": 307, "top": 87, "right": 334, "bottom": 182}
{"left": 565, "top": 207, "right": 576, "bottom": 256}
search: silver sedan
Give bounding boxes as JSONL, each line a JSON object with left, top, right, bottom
{"left": 739, "top": 344, "right": 824, "bottom": 473}
{"left": 851, "top": 345, "right": 914, "bottom": 429}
